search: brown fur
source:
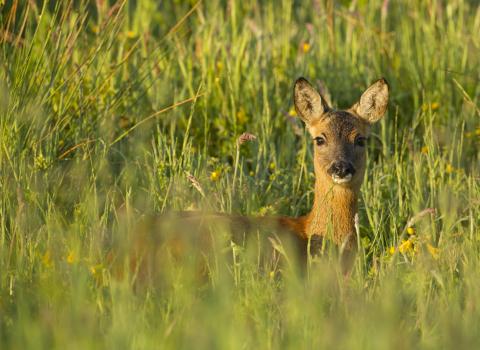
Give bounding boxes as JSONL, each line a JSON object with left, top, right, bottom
{"left": 121, "top": 77, "right": 389, "bottom": 280}
{"left": 290, "top": 77, "right": 389, "bottom": 271}
{"left": 202, "top": 78, "right": 386, "bottom": 270}
{"left": 179, "top": 78, "right": 387, "bottom": 272}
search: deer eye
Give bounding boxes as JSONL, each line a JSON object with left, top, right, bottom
{"left": 314, "top": 136, "right": 326, "bottom": 146}
{"left": 355, "top": 136, "right": 367, "bottom": 147}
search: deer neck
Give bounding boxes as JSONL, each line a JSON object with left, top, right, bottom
{"left": 306, "top": 177, "right": 359, "bottom": 246}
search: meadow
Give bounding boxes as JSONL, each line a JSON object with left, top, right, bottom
{"left": 1, "top": 0, "right": 479, "bottom": 348}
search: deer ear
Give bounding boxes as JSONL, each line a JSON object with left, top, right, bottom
{"left": 294, "top": 77, "right": 329, "bottom": 125}
{"left": 352, "top": 78, "right": 389, "bottom": 124}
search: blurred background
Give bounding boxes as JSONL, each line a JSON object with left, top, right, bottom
{"left": 0, "top": 0, "right": 479, "bottom": 348}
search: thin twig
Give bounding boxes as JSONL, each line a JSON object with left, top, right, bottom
{"left": 452, "top": 78, "right": 480, "bottom": 116}
{"left": 110, "top": 94, "right": 203, "bottom": 146}
{"left": 58, "top": 139, "right": 97, "bottom": 160}
{"left": 166, "top": 1, "right": 202, "bottom": 37}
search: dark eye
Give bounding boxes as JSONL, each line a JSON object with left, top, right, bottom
{"left": 314, "top": 136, "right": 326, "bottom": 146}
{"left": 355, "top": 136, "right": 367, "bottom": 147}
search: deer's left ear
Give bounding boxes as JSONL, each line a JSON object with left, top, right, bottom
{"left": 351, "top": 78, "right": 389, "bottom": 124}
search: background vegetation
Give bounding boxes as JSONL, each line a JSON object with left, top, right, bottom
{"left": 1, "top": 0, "right": 479, "bottom": 348}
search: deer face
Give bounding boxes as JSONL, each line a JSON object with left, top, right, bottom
{"left": 294, "top": 78, "right": 389, "bottom": 189}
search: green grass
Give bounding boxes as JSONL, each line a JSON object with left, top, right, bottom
{"left": 1, "top": 0, "right": 479, "bottom": 348}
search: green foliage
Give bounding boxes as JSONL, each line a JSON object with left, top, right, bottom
{"left": 1, "top": 0, "right": 479, "bottom": 348}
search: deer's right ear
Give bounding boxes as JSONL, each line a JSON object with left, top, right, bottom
{"left": 294, "top": 77, "right": 329, "bottom": 125}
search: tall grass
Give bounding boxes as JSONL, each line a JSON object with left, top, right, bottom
{"left": 1, "top": 0, "right": 479, "bottom": 348}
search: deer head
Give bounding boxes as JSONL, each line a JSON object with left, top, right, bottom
{"left": 294, "top": 77, "right": 389, "bottom": 191}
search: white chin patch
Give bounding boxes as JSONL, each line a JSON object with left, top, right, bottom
{"left": 332, "top": 173, "right": 352, "bottom": 184}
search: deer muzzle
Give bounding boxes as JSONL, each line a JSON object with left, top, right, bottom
{"left": 328, "top": 161, "right": 356, "bottom": 184}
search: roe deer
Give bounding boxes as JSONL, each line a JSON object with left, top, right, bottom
{"left": 121, "top": 77, "right": 389, "bottom": 280}
{"left": 285, "top": 77, "right": 389, "bottom": 271}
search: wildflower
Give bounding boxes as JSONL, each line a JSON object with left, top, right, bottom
{"left": 421, "top": 146, "right": 428, "bottom": 154}
{"left": 288, "top": 106, "right": 297, "bottom": 117}
{"left": 126, "top": 31, "right": 136, "bottom": 39}
{"left": 210, "top": 170, "right": 220, "bottom": 182}
{"left": 427, "top": 243, "right": 440, "bottom": 260}
{"left": 90, "top": 264, "right": 104, "bottom": 284}
{"left": 237, "top": 132, "right": 256, "bottom": 145}
{"left": 388, "top": 246, "right": 395, "bottom": 255}
{"left": 66, "top": 251, "right": 76, "bottom": 265}
{"left": 399, "top": 239, "right": 413, "bottom": 254}
{"left": 236, "top": 108, "right": 248, "bottom": 125}
{"left": 269, "top": 162, "right": 276, "bottom": 171}
{"left": 42, "top": 251, "right": 53, "bottom": 268}
{"left": 406, "top": 227, "right": 415, "bottom": 235}
{"left": 214, "top": 77, "right": 220, "bottom": 84}
{"left": 90, "top": 265, "right": 100, "bottom": 275}
{"left": 185, "top": 172, "right": 206, "bottom": 197}
{"left": 446, "top": 164, "right": 454, "bottom": 174}
{"left": 91, "top": 25, "right": 99, "bottom": 34}
{"left": 269, "top": 270, "right": 275, "bottom": 279}
{"left": 421, "top": 102, "right": 440, "bottom": 112}
{"left": 302, "top": 42, "right": 311, "bottom": 53}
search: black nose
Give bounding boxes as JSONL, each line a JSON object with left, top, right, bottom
{"left": 329, "top": 161, "right": 356, "bottom": 178}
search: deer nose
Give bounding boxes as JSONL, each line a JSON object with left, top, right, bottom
{"left": 329, "top": 161, "right": 356, "bottom": 178}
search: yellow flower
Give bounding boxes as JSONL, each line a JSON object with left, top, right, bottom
{"left": 216, "top": 61, "right": 223, "bottom": 72}
{"left": 388, "top": 246, "right": 395, "bottom": 255}
{"left": 91, "top": 25, "right": 99, "bottom": 34}
{"left": 421, "top": 102, "right": 440, "bottom": 112}
{"left": 210, "top": 171, "right": 220, "bottom": 181}
{"left": 406, "top": 227, "right": 415, "bottom": 235}
{"left": 42, "top": 251, "right": 53, "bottom": 268}
{"left": 427, "top": 243, "right": 440, "bottom": 260}
{"left": 66, "top": 251, "right": 76, "bottom": 264}
{"left": 421, "top": 146, "right": 428, "bottom": 154}
{"left": 126, "top": 30, "right": 136, "bottom": 39}
{"left": 269, "top": 270, "right": 275, "bottom": 279}
{"left": 399, "top": 239, "right": 413, "bottom": 254}
{"left": 90, "top": 265, "right": 98, "bottom": 275}
{"left": 288, "top": 106, "right": 297, "bottom": 117}
{"left": 236, "top": 108, "right": 248, "bottom": 125}
{"left": 446, "top": 164, "right": 454, "bottom": 174}
{"left": 269, "top": 162, "right": 276, "bottom": 171}
{"left": 90, "top": 264, "right": 104, "bottom": 282}
{"left": 302, "top": 42, "right": 311, "bottom": 53}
